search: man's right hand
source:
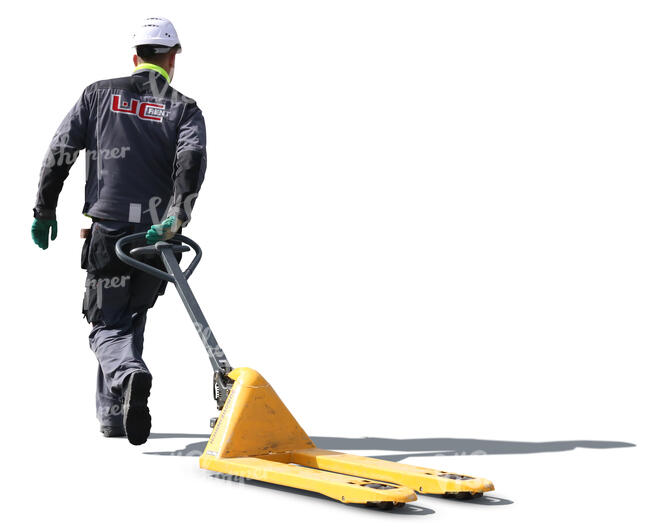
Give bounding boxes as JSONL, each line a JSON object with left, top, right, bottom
{"left": 146, "top": 216, "right": 180, "bottom": 245}
{"left": 31, "top": 218, "right": 58, "bottom": 250}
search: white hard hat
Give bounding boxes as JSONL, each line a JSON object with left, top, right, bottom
{"left": 132, "top": 17, "right": 182, "bottom": 52}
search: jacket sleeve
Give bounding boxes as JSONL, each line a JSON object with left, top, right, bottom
{"left": 169, "top": 102, "right": 207, "bottom": 225}
{"left": 33, "top": 89, "right": 90, "bottom": 219}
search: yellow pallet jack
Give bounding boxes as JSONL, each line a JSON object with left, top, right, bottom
{"left": 116, "top": 234, "right": 495, "bottom": 508}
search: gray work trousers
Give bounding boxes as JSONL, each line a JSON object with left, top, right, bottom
{"left": 82, "top": 219, "right": 168, "bottom": 427}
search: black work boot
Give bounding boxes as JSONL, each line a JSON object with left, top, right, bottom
{"left": 100, "top": 425, "right": 126, "bottom": 438}
{"left": 122, "top": 371, "right": 152, "bottom": 445}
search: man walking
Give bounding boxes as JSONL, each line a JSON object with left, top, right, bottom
{"left": 31, "top": 17, "right": 207, "bottom": 445}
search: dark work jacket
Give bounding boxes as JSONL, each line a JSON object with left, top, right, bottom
{"left": 34, "top": 67, "right": 207, "bottom": 225}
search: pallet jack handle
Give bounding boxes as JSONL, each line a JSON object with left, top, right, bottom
{"left": 116, "top": 233, "right": 233, "bottom": 409}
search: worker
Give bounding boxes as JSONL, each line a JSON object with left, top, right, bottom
{"left": 30, "top": 17, "right": 207, "bottom": 445}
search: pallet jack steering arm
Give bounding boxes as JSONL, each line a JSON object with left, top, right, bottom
{"left": 115, "top": 233, "right": 233, "bottom": 409}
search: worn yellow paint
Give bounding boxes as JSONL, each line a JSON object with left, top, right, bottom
{"left": 200, "top": 455, "right": 417, "bottom": 504}
{"left": 201, "top": 368, "right": 314, "bottom": 459}
{"left": 291, "top": 449, "right": 495, "bottom": 495}
{"left": 199, "top": 367, "right": 494, "bottom": 504}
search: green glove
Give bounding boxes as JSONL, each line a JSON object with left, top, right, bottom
{"left": 31, "top": 218, "right": 58, "bottom": 250}
{"left": 146, "top": 216, "right": 180, "bottom": 244}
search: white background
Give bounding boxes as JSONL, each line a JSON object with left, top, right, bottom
{"left": 1, "top": 1, "right": 647, "bottom": 525}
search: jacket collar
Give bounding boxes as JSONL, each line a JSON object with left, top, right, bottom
{"left": 132, "top": 63, "right": 170, "bottom": 84}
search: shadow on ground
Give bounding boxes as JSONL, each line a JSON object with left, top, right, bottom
{"left": 146, "top": 434, "right": 635, "bottom": 461}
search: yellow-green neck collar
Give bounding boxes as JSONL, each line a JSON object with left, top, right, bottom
{"left": 134, "top": 63, "right": 170, "bottom": 83}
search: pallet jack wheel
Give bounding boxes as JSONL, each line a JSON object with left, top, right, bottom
{"left": 446, "top": 491, "right": 483, "bottom": 500}
{"left": 366, "top": 501, "right": 406, "bottom": 510}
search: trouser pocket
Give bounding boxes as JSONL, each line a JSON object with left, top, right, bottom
{"left": 86, "top": 223, "right": 132, "bottom": 277}
{"left": 82, "top": 221, "right": 134, "bottom": 323}
{"left": 83, "top": 272, "right": 134, "bottom": 324}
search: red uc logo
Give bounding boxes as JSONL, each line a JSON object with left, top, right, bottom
{"left": 111, "top": 94, "right": 168, "bottom": 123}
